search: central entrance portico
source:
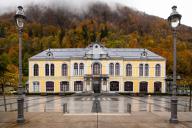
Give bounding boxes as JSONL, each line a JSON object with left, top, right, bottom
{"left": 92, "top": 78, "right": 101, "bottom": 93}
{"left": 84, "top": 75, "right": 109, "bottom": 93}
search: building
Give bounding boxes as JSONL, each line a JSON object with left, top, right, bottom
{"left": 28, "top": 42, "right": 166, "bottom": 94}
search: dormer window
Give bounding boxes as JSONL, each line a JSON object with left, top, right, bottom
{"left": 141, "top": 49, "right": 147, "bottom": 58}
{"left": 47, "top": 52, "right": 53, "bottom": 57}
{"left": 85, "top": 42, "right": 108, "bottom": 59}
{"left": 46, "top": 49, "right": 53, "bottom": 58}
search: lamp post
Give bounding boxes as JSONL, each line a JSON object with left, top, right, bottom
{"left": 14, "top": 6, "right": 26, "bottom": 124}
{"left": 168, "top": 6, "right": 182, "bottom": 123}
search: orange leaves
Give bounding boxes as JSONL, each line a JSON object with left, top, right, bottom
{"left": 7, "top": 64, "right": 18, "bottom": 74}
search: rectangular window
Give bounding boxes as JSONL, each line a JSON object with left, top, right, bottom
{"left": 61, "top": 85, "right": 69, "bottom": 91}
{"left": 60, "top": 82, "right": 69, "bottom": 92}
{"left": 74, "top": 81, "right": 83, "bottom": 91}
{"left": 79, "top": 69, "right": 84, "bottom": 75}
{"left": 33, "top": 81, "right": 39, "bottom": 92}
{"left": 46, "top": 82, "right": 54, "bottom": 92}
{"left": 74, "top": 69, "right": 78, "bottom": 76}
{"left": 139, "top": 64, "right": 143, "bottom": 76}
{"left": 145, "top": 64, "right": 149, "bottom": 76}
{"left": 45, "top": 64, "right": 49, "bottom": 76}
{"left": 51, "top": 64, "right": 54, "bottom": 76}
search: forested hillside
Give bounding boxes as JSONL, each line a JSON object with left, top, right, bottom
{"left": 0, "top": 3, "right": 192, "bottom": 87}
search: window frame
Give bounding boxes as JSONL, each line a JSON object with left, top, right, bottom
{"left": 109, "top": 63, "right": 114, "bottom": 75}
{"left": 126, "top": 64, "right": 132, "bottom": 76}
{"left": 74, "top": 63, "right": 78, "bottom": 75}
{"left": 79, "top": 63, "right": 84, "bottom": 76}
{"left": 62, "top": 64, "right": 68, "bottom": 76}
{"left": 139, "top": 64, "right": 144, "bottom": 76}
{"left": 45, "top": 64, "right": 49, "bottom": 76}
{"left": 33, "top": 81, "right": 39, "bottom": 92}
{"left": 155, "top": 64, "right": 161, "bottom": 76}
{"left": 50, "top": 64, "right": 55, "bottom": 76}
{"left": 145, "top": 64, "right": 149, "bottom": 76}
{"left": 60, "top": 81, "right": 69, "bottom": 92}
{"left": 93, "top": 63, "right": 101, "bottom": 75}
{"left": 115, "top": 63, "right": 120, "bottom": 76}
{"left": 33, "top": 64, "right": 39, "bottom": 76}
{"left": 124, "top": 81, "right": 133, "bottom": 91}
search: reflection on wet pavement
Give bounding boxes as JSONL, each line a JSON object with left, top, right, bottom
{"left": 91, "top": 97, "right": 102, "bottom": 113}
{"left": 0, "top": 95, "right": 190, "bottom": 113}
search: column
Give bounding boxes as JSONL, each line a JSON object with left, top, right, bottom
{"left": 101, "top": 78, "right": 103, "bottom": 92}
{"left": 162, "top": 81, "right": 166, "bottom": 93}
{"left": 84, "top": 78, "right": 87, "bottom": 92}
{"left": 90, "top": 78, "right": 92, "bottom": 91}
{"left": 70, "top": 80, "right": 74, "bottom": 92}
{"left": 55, "top": 80, "right": 60, "bottom": 93}
{"left": 106, "top": 78, "right": 109, "bottom": 92}
{"left": 40, "top": 80, "right": 46, "bottom": 93}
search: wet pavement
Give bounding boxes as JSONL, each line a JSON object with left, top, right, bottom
{"left": 0, "top": 95, "right": 190, "bottom": 113}
{"left": 0, "top": 112, "right": 192, "bottom": 128}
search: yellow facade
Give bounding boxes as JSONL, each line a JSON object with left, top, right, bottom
{"left": 29, "top": 43, "right": 166, "bottom": 94}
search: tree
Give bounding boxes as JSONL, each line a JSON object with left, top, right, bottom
{"left": 0, "top": 26, "right": 5, "bottom": 37}
{"left": 0, "top": 54, "right": 9, "bottom": 111}
{"left": 0, "top": 72, "right": 18, "bottom": 111}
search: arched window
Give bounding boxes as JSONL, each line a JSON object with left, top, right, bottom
{"left": 45, "top": 64, "right": 49, "bottom": 76}
{"left": 139, "top": 81, "right": 148, "bottom": 93}
{"left": 124, "top": 81, "right": 133, "bottom": 91}
{"left": 109, "top": 63, "right": 114, "bottom": 75}
{"left": 62, "top": 64, "right": 67, "bottom": 76}
{"left": 79, "top": 63, "right": 84, "bottom": 75}
{"left": 74, "top": 81, "right": 83, "bottom": 91}
{"left": 51, "top": 64, "right": 54, "bottom": 76}
{"left": 154, "top": 82, "right": 162, "bottom": 93}
{"left": 93, "top": 63, "right": 101, "bottom": 75}
{"left": 110, "top": 81, "right": 119, "bottom": 91}
{"left": 139, "top": 64, "right": 143, "bottom": 76}
{"left": 60, "top": 81, "right": 69, "bottom": 92}
{"left": 126, "top": 64, "right": 132, "bottom": 76}
{"left": 74, "top": 63, "right": 78, "bottom": 75}
{"left": 34, "top": 64, "right": 39, "bottom": 76}
{"left": 115, "top": 63, "right": 120, "bottom": 76}
{"left": 155, "top": 64, "right": 161, "bottom": 76}
{"left": 145, "top": 64, "right": 149, "bottom": 76}
{"left": 46, "top": 81, "right": 54, "bottom": 92}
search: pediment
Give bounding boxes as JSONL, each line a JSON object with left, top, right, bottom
{"left": 85, "top": 43, "right": 108, "bottom": 59}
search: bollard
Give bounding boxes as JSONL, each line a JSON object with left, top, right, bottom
{"left": 149, "top": 103, "right": 151, "bottom": 112}
{"left": 127, "top": 103, "right": 131, "bottom": 113}
{"left": 63, "top": 103, "right": 67, "bottom": 113}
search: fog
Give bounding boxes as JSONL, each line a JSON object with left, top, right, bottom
{"left": 0, "top": 0, "right": 191, "bottom": 27}
{"left": 0, "top": 0, "right": 119, "bottom": 15}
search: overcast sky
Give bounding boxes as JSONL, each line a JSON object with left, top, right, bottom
{"left": 0, "top": 0, "right": 191, "bottom": 27}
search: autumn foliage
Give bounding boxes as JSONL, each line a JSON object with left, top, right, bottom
{"left": 0, "top": 3, "right": 192, "bottom": 86}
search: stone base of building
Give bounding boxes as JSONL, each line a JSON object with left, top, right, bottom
{"left": 26, "top": 92, "right": 169, "bottom": 96}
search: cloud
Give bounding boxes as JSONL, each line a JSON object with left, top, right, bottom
{"left": 0, "top": 0, "right": 119, "bottom": 15}
{"left": 0, "top": 0, "right": 191, "bottom": 27}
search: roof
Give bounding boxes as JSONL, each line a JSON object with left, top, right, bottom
{"left": 29, "top": 43, "right": 165, "bottom": 61}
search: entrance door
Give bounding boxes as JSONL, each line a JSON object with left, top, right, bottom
{"left": 92, "top": 78, "right": 101, "bottom": 93}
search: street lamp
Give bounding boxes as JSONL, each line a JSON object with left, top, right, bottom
{"left": 168, "top": 5, "right": 182, "bottom": 123}
{"left": 14, "top": 6, "right": 26, "bottom": 124}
